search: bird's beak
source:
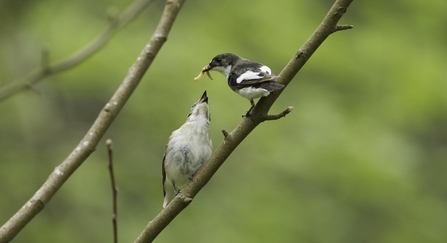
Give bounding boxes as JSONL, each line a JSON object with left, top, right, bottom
{"left": 194, "top": 66, "right": 214, "bottom": 81}
{"left": 202, "top": 65, "right": 212, "bottom": 72}
{"left": 200, "top": 90, "right": 208, "bottom": 103}
{"left": 202, "top": 66, "right": 214, "bottom": 80}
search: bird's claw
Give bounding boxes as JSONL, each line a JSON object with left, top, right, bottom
{"left": 242, "top": 111, "right": 255, "bottom": 122}
{"left": 242, "top": 103, "right": 255, "bottom": 121}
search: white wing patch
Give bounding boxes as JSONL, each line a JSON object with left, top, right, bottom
{"left": 236, "top": 65, "right": 272, "bottom": 84}
{"left": 259, "top": 65, "right": 272, "bottom": 75}
{"left": 236, "top": 71, "right": 262, "bottom": 83}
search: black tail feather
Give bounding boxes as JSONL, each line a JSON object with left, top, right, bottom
{"left": 257, "top": 81, "right": 285, "bottom": 92}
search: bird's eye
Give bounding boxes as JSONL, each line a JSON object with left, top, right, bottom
{"left": 215, "top": 57, "right": 222, "bottom": 63}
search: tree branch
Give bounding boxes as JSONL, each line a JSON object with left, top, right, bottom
{"left": 221, "top": 129, "right": 230, "bottom": 139}
{"left": 106, "top": 139, "right": 118, "bottom": 243}
{"left": 332, "top": 24, "right": 354, "bottom": 33}
{"left": 259, "top": 106, "right": 294, "bottom": 122}
{"left": 134, "top": 0, "right": 354, "bottom": 242}
{"left": 0, "top": 0, "right": 156, "bottom": 102}
{"left": 0, "top": 0, "right": 186, "bottom": 241}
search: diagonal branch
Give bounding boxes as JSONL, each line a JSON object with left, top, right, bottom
{"left": 134, "top": 0, "right": 354, "bottom": 242}
{"left": 0, "top": 0, "right": 186, "bottom": 242}
{"left": 0, "top": 0, "right": 156, "bottom": 102}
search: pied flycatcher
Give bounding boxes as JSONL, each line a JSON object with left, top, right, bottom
{"left": 194, "top": 53, "right": 285, "bottom": 116}
{"left": 162, "top": 91, "right": 213, "bottom": 208}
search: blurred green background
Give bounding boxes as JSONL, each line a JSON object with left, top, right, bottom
{"left": 1, "top": 0, "right": 447, "bottom": 242}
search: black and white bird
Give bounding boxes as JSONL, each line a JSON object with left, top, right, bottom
{"left": 195, "top": 53, "right": 285, "bottom": 116}
{"left": 162, "top": 91, "right": 212, "bottom": 208}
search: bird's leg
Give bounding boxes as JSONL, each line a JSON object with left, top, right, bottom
{"left": 243, "top": 99, "right": 256, "bottom": 118}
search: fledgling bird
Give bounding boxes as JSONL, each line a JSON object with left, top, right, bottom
{"left": 162, "top": 91, "right": 212, "bottom": 208}
{"left": 195, "top": 53, "right": 285, "bottom": 117}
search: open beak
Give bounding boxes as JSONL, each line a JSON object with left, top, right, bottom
{"left": 200, "top": 90, "right": 208, "bottom": 103}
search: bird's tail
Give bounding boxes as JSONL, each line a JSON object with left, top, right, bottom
{"left": 260, "top": 81, "right": 285, "bottom": 92}
{"left": 163, "top": 183, "right": 175, "bottom": 208}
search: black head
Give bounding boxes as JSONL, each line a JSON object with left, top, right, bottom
{"left": 204, "top": 53, "right": 240, "bottom": 71}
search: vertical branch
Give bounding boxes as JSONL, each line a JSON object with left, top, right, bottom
{"left": 0, "top": 0, "right": 186, "bottom": 242}
{"left": 106, "top": 139, "right": 118, "bottom": 243}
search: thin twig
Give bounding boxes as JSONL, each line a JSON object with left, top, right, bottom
{"left": 106, "top": 139, "right": 118, "bottom": 243}
{"left": 260, "top": 106, "right": 294, "bottom": 122}
{"left": 332, "top": 24, "right": 354, "bottom": 33}
{"left": 221, "top": 130, "right": 230, "bottom": 139}
{"left": 0, "top": 0, "right": 186, "bottom": 241}
{"left": 0, "top": 0, "right": 156, "bottom": 102}
{"left": 135, "top": 0, "right": 354, "bottom": 242}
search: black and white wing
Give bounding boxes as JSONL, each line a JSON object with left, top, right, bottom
{"left": 228, "top": 64, "right": 277, "bottom": 90}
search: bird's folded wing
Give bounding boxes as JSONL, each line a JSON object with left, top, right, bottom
{"left": 229, "top": 72, "right": 277, "bottom": 88}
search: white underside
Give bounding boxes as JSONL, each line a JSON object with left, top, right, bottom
{"left": 163, "top": 116, "right": 212, "bottom": 208}
{"left": 236, "top": 87, "right": 270, "bottom": 100}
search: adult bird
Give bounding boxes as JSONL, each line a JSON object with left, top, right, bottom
{"left": 195, "top": 53, "right": 284, "bottom": 117}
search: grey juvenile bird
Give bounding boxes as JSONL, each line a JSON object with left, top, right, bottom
{"left": 162, "top": 91, "right": 212, "bottom": 208}
{"left": 195, "top": 53, "right": 285, "bottom": 117}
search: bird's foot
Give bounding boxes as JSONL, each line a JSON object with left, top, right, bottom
{"left": 242, "top": 112, "right": 255, "bottom": 122}
{"left": 242, "top": 103, "right": 255, "bottom": 121}
{"left": 173, "top": 182, "right": 180, "bottom": 195}
{"left": 174, "top": 188, "right": 180, "bottom": 196}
